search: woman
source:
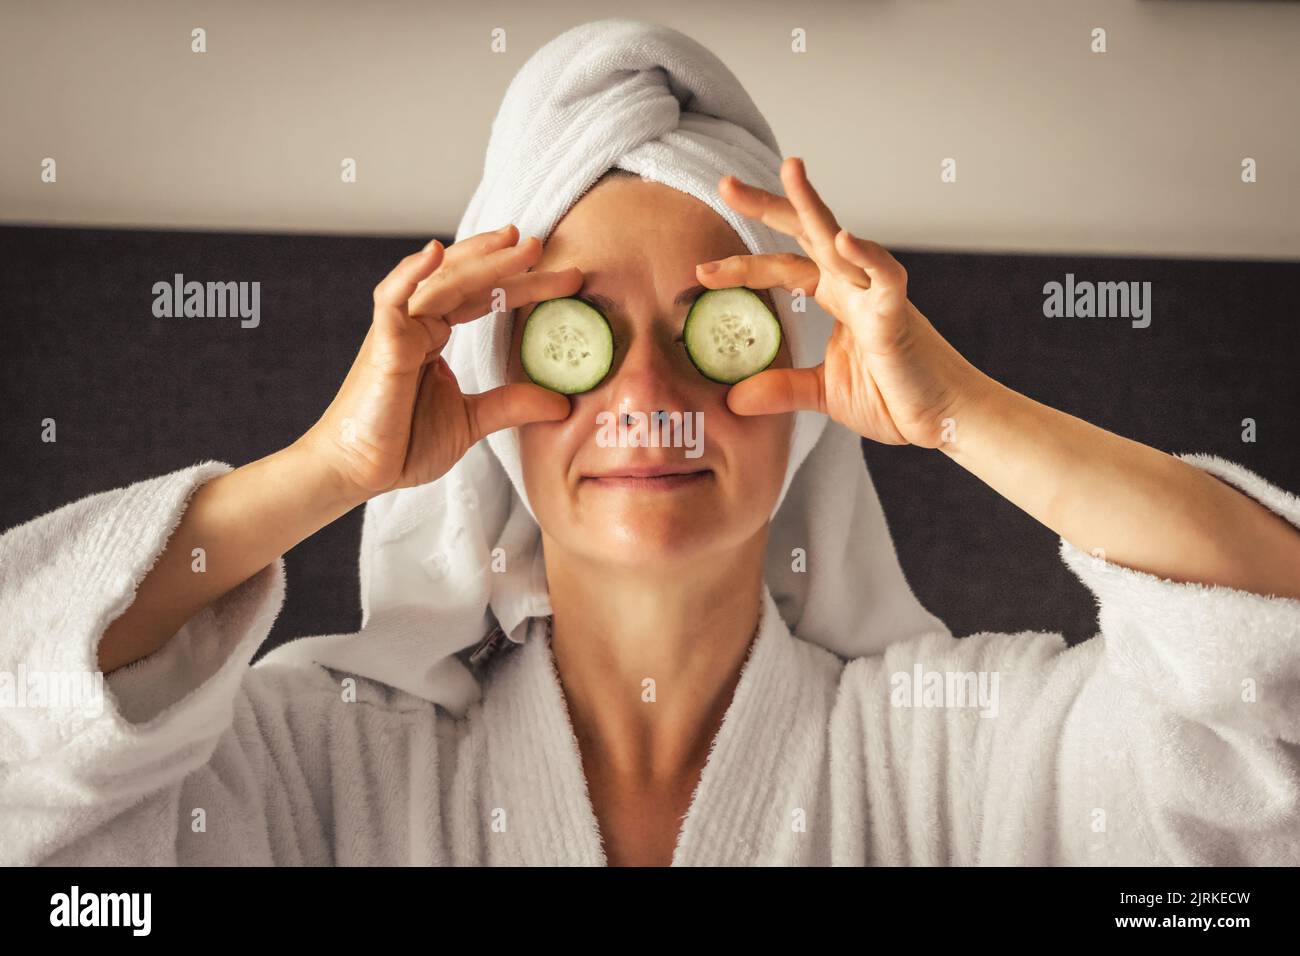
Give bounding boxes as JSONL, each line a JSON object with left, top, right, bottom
{"left": 2, "top": 20, "right": 1298, "bottom": 867}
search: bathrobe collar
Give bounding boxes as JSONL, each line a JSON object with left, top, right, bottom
{"left": 476, "top": 582, "right": 840, "bottom": 866}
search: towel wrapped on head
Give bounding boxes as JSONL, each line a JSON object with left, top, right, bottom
{"left": 261, "top": 18, "right": 946, "bottom": 716}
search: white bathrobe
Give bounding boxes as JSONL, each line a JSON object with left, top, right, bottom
{"left": 2, "top": 454, "right": 1298, "bottom": 866}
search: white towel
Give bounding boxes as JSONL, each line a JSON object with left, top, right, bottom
{"left": 262, "top": 18, "right": 946, "bottom": 715}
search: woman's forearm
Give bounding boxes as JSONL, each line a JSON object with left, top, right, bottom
{"left": 96, "top": 231, "right": 573, "bottom": 675}
{"left": 941, "top": 372, "right": 1300, "bottom": 600}
{"left": 97, "top": 441, "right": 364, "bottom": 674}
{"left": 702, "top": 161, "right": 1299, "bottom": 601}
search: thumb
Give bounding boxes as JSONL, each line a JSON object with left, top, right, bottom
{"left": 467, "top": 381, "right": 572, "bottom": 442}
{"left": 727, "top": 365, "right": 827, "bottom": 417}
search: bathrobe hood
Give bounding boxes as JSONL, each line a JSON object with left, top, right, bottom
{"left": 261, "top": 18, "right": 946, "bottom": 716}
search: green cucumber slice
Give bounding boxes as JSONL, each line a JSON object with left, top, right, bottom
{"left": 683, "top": 288, "right": 782, "bottom": 384}
{"left": 520, "top": 297, "right": 615, "bottom": 394}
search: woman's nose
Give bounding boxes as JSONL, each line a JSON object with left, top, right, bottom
{"left": 604, "top": 331, "right": 689, "bottom": 416}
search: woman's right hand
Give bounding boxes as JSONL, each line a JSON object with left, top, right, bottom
{"left": 99, "top": 225, "right": 580, "bottom": 671}
{"left": 300, "top": 224, "right": 582, "bottom": 504}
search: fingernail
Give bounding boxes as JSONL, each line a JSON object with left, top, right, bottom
{"left": 698, "top": 261, "right": 720, "bottom": 274}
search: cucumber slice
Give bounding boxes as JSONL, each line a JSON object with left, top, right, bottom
{"left": 520, "top": 297, "right": 614, "bottom": 394}
{"left": 683, "top": 288, "right": 782, "bottom": 384}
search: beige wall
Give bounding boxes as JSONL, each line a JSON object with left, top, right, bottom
{"left": 2, "top": 0, "right": 1296, "bottom": 259}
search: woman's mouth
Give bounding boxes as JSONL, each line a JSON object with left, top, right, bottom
{"left": 581, "top": 466, "right": 713, "bottom": 490}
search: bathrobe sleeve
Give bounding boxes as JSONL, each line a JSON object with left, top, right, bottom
{"left": 0, "top": 462, "right": 336, "bottom": 866}
{"left": 835, "top": 453, "right": 1300, "bottom": 866}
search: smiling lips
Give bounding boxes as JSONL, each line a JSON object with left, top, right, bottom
{"left": 581, "top": 465, "right": 713, "bottom": 490}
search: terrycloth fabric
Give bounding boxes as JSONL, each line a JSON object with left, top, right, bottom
{"left": 258, "top": 18, "right": 945, "bottom": 716}
{"left": 2, "top": 454, "right": 1298, "bottom": 865}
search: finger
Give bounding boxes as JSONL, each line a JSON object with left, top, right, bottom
{"left": 726, "top": 365, "right": 826, "bottom": 417}
{"left": 781, "top": 157, "right": 839, "bottom": 245}
{"left": 466, "top": 381, "right": 572, "bottom": 442}
{"left": 696, "top": 252, "right": 820, "bottom": 298}
{"left": 719, "top": 169, "right": 860, "bottom": 284}
{"left": 409, "top": 234, "right": 544, "bottom": 318}
{"left": 430, "top": 222, "right": 520, "bottom": 262}
{"left": 410, "top": 314, "right": 452, "bottom": 359}
{"left": 718, "top": 175, "right": 822, "bottom": 264}
{"left": 373, "top": 243, "right": 445, "bottom": 309}
{"left": 372, "top": 243, "right": 447, "bottom": 335}
{"left": 781, "top": 158, "right": 870, "bottom": 289}
{"left": 718, "top": 174, "right": 805, "bottom": 239}
{"left": 411, "top": 225, "right": 520, "bottom": 302}
{"left": 438, "top": 266, "right": 584, "bottom": 326}
{"left": 835, "top": 230, "right": 908, "bottom": 300}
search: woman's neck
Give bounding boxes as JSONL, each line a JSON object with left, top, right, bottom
{"left": 542, "top": 528, "right": 768, "bottom": 781}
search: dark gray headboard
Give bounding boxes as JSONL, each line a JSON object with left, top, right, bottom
{"left": 3, "top": 225, "right": 1296, "bottom": 652}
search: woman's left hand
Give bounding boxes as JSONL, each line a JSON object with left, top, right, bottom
{"left": 696, "top": 156, "right": 989, "bottom": 448}
{"left": 698, "top": 159, "right": 1300, "bottom": 602}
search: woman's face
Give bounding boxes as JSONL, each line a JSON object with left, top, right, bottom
{"left": 508, "top": 174, "right": 795, "bottom": 568}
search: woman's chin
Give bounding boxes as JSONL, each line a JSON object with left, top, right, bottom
{"left": 585, "top": 513, "right": 722, "bottom": 565}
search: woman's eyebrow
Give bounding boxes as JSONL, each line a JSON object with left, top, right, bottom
{"left": 673, "top": 284, "right": 708, "bottom": 307}
{"left": 575, "top": 290, "right": 619, "bottom": 315}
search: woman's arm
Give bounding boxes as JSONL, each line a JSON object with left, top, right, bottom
{"left": 99, "top": 227, "right": 579, "bottom": 673}
{"left": 97, "top": 442, "right": 361, "bottom": 672}
{"left": 697, "top": 157, "right": 1300, "bottom": 598}
{"left": 708, "top": 159, "right": 1300, "bottom": 866}
{"left": 938, "top": 374, "right": 1300, "bottom": 599}
{"left": 3, "top": 226, "right": 580, "bottom": 866}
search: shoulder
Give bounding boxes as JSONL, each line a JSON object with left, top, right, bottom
{"left": 833, "top": 628, "right": 1100, "bottom": 715}
{"left": 243, "top": 654, "right": 465, "bottom": 734}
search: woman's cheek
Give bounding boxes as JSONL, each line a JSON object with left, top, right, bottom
{"left": 518, "top": 422, "right": 567, "bottom": 508}
{"left": 732, "top": 412, "right": 793, "bottom": 507}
